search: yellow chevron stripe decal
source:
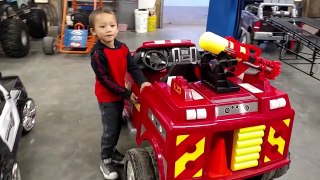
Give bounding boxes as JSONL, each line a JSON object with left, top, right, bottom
{"left": 268, "top": 127, "right": 285, "bottom": 155}
{"left": 193, "top": 169, "right": 203, "bottom": 178}
{"left": 283, "top": 119, "right": 291, "bottom": 127}
{"left": 175, "top": 138, "right": 205, "bottom": 178}
{"left": 264, "top": 155, "right": 271, "bottom": 163}
{"left": 176, "top": 135, "right": 189, "bottom": 146}
{"left": 134, "top": 103, "right": 140, "bottom": 112}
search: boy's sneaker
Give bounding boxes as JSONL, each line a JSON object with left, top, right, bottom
{"left": 111, "top": 149, "right": 124, "bottom": 165}
{"left": 100, "top": 158, "right": 118, "bottom": 180}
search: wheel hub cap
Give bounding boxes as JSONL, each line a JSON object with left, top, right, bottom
{"left": 127, "top": 161, "right": 135, "bottom": 180}
{"left": 12, "top": 162, "right": 21, "bottom": 180}
{"left": 22, "top": 99, "right": 36, "bottom": 132}
{"left": 21, "top": 31, "right": 27, "bottom": 46}
{"left": 241, "top": 35, "right": 247, "bottom": 44}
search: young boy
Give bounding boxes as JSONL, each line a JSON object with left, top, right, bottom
{"left": 89, "top": 8, "right": 151, "bottom": 179}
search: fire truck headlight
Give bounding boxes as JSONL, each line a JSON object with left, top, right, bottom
{"left": 186, "top": 109, "right": 207, "bottom": 120}
{"left": 186, "top": 109, "right": 197, "bottom": 120}
{"left": 270, "top": 98, "right": 286, "bottom": 110}
{"left": 196, "top": 108, "right": 207, "bottom": 119}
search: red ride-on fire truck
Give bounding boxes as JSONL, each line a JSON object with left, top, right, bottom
{"left": 123, "top": 32, "right": 294, "bottom": 180}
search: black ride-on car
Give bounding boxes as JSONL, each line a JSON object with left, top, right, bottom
{"left": 0, "top": 72, "right": 36, "bottom": 180}
{"left": 0, "top": 0, "right": 48, "bottom": 58}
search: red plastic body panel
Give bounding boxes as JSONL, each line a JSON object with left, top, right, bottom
{"left": 124, "top": 42, "right": 294, "bottom": 180}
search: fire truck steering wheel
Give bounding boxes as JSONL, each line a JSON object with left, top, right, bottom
{"left": 142, "top": 50, "right": 168, "bottom": 71}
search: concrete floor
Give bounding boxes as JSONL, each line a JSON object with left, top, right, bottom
{"left": 1, "top": 9, "right": 320, "bottom": 180}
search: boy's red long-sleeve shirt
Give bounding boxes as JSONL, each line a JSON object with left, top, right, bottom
{"left": 91, "top": 40, "right": 147, "bottom": 102}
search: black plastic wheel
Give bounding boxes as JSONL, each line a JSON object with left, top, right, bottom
{"left": 20, "top": 98, "right": 36, "bottom": 135}
{"left": 145, "top": 146, "right": 159, "bottom": 180}
{"left": 2, "top": 4, "right": 17, "bottom": 17}
{"left": 71, "top": 12, "right": 89, "bottom": 27}
{"left": 273, "top": 152, "right": 290, "bottom": 178}
{"left": 27, "top": 9, "right": 48, "bottom": 39}
{"left": 42, "top": 36, "right": 55, "bottom": 55}
{"left": 273, "top": 164, "right": 290, "bottom": 178}
{"left": 285, "top": 41, "right": 304, "bottom": 53}
{"left": 240, "top": 31, "right": 251, "bottom": 44}
{"left": 247, "top": 153, "right": 291, "bottom": 180}
{"left": 0, "top": 18, "right": 30, "bottom": 58}
{"left": 0, "top": 151, "right": 21, "bottom": 180}
{"left": 57, "top": 24, "right": 62, "bottom": 35}
{"left": 252, "top": 41, "right": 260, "bottom": 46}
{"left": 124, "top": 148, "right": 156, "bottom": 180}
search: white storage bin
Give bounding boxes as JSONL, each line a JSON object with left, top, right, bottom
{"left": 134, "top": 9, "right": 149, "bottom": 33}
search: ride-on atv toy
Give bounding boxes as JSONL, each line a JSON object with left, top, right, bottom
{"left": 42, "top": 0, "right": 102, "bottom": 55}
{"left": 122, "top": 32, "right": 294, "bottom": 180}
{"left": 0, "top": 0, "right": 48, "bottom": 58}
{"left": 0, "top": 72, "right": 36, "bottom": 179}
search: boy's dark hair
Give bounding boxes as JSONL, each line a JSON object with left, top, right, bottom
{"left": 89, "top": 7, "right": 117, "bottom": 28}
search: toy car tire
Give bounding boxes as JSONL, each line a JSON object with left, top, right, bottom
{"left": 57, "top": 24, "right": 62, "bottom": 35}
{"left": 0, "top": 19, "right": 30, "bottom": 58}
{"left": 273, "top": 164, "right": 290, "bottom": 178}
{"left": 27, "top": 9, "right": 48, "bottom": 39}
{"left": 2, "top": 4, "right": 17, "bottom": 17}
{"left": 124, "top": 148, "right": 156, "bottom": 180}
{"left": 250, "top": 152, "right": 291, "bottom": 180}
{"left": 285, "top": 41, "right": 304, "bottom": 54}
{"left": 240, "top": 31, "right": 251, "bottom": 44}
{"left": 70, "top": 12, "right": 89, "bottom": 28}
{"left": 42, "top": 36, "right": 55, "bottom": 55}
{"left": 21, "top": 98, "right": 36, "bottom": 134}
{"left": 273, "top": 152, "right": 290, "bottom": 178}
{"left": 252, "top": 40, "right": 260, "bottom": 46}
{"left": 0, "top": 155, "right": 21, "bottom": 180}
{"left": 145, "top": 146, "right": 159, "bottom": 180}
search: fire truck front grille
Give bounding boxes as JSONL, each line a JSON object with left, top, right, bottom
{"left": 230, "top": 125, "right": 266, "bottom": 171}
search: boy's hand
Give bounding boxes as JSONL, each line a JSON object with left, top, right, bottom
{"left": 125, "top": 82, "right": 132, "bottom": 90}
{"left": 130, "top": 93, "right": 139, "bottom": 103}
{"left": 140, "top": 82, "right": 152, "bottom": 92}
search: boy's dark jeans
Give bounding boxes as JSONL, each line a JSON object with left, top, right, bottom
{"left": 99, "top": 100, "right": 124, "bottom": 160}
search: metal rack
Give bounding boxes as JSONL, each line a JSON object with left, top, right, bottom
{"left": 266, "top": 17, "right": 320, "bottom": 80}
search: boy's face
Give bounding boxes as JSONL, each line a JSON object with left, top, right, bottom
{"left": 90, "top": 13, "right": 119, "bottom": 47}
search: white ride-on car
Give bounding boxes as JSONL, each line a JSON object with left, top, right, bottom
{"left": 0, "top": 72, "right": 36, "bottom": 180}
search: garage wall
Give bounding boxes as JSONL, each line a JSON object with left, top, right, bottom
{"left": 164, "top": 0, "right": 209, "bottom": 7}
{"left": 302, "top": 0, "right": 320, "bottom": 17}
